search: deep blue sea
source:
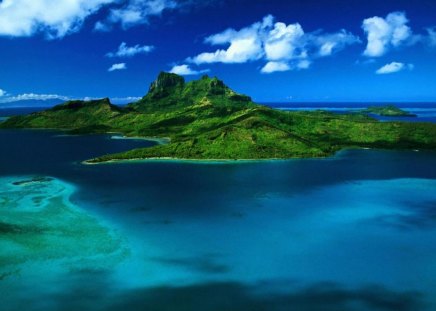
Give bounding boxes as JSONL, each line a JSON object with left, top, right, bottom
{"left": 1, "top": 106, "right": 436, "bottom": 311}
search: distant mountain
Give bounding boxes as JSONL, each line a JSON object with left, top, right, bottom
{"left": 0, "top": 99, "right": 64, "bottom": 108}
{"left": 1, "top": 72, "right": 436, "bottom": 163}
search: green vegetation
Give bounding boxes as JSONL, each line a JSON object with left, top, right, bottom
{"left": 360, "top": 105, "right": 417, "bottom": 117}
{"left": 1, "top": 72, "right": 435, "bottom": 163}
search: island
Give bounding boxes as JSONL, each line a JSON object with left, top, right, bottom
{"left": 1, "top": 72, "right": 435, "bottom": 163}
{"left": 360, "top": 105, "right": 417, "bottom": 117}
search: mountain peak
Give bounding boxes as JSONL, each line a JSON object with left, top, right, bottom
{"left": 148, "top": 72, "right": 185, "bottom": 99}
{"left": 130, "top": 72, "right": 253, "bottom": 111}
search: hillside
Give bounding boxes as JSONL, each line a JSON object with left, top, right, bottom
{"left": 1, "top": 72, "right": 436, "bottom": 163}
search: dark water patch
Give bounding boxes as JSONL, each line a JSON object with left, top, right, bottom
{"left": 0, "top": 221, "right": 44, "bottom": 234}
{"left": 142, "top": 219, "right": 174, "bottom": 225}
{"left": 41, "top": 278, "right": 426, "bottom": 311}
{"left": 372, "top": 200, "right": 436, "bottom": 230}
{"left": 151, "top": 255, "right": 230, "bottom": 274}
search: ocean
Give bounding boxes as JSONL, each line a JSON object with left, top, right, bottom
{"left": 1, "top": 106, "right": 436, "bottom": 311}
{"left": 265, "top": 102, "right": 436, "bottom": 123}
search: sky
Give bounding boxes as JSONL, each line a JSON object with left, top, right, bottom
{"left": 0, "top": 0, "right": 436, "bottom": 104}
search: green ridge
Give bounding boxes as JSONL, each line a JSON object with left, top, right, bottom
{"left": 1, "top": 72, "right": 435, "bottom": 163}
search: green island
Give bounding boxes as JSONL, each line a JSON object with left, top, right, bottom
{"left": 360, "top": 105, "right": 417, "bottom": 117}
{"left": 1, "top": 72, "right": 435, "bottom": 163}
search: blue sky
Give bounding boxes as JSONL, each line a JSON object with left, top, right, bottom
{"left": 0, "top": 0, "right": 436, "bottom": 104}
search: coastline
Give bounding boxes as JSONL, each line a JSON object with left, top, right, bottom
{"left": 110, "top": 135, "right": 171, "bottom": 145}
{"left": 82, "top": 153, "right": 337, "bottom": 165}
{"left": 81, "top": 147, "right": 433, "bottom": 166}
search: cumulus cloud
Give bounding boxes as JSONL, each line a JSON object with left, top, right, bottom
{"left": 0, "top": 0, "right": 113, "bottom": 38}
{"left": 190, "top": 15, "right": 273, "bottom": 65}
{"left": 106, "top": 42, "right": 154, "bottom": 58}
{"left": 0, "top": 93, "right": 70, "bottom": 103}
{"left": 169, "top": 64, "right": 209, "bottom": 76}
{"left": 188, "top": 15, "right": 359, "bottom": 73}
{"left": 362, "top": 12, "right": 414, "bottom": 57}
{"left": 0, "top": 0, "right": 210, "bottom": 38}
{"left": 108, "top": 63, "right": 127, "bottom": 72}
{"left": 375, "top": 62, "right": 414, "bottom": 74}
{"left": 264, "top": 21, "right": 306, "bottom": 61}
{"left": 0, "top": 89, "right": 5, "bottom": 97}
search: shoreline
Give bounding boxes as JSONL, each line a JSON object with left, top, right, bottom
{"left": 110, "top": 134, "right": 170, "bottom": 145}
{"left": 81, "top": 147, "right": 433, "bottom": 166}
{"left": 82, "top": 152, "right": 340, "bottom": 165}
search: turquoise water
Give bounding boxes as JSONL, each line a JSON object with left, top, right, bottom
{"left": 1, "top": 128, "right": 436, "bottom": 310}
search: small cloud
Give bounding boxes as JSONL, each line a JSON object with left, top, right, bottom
{"left": 169, "top": 64, "right": 209, "bottom": 76}
{"left": 94, "top": 21, "right": 111, "bottom": 32}
{"left": 108, "top": 63, "right": 127, "bottom": 72}
{"left": 0, "top": 88, "right": 6, "bottom": 97}
{"left": 106, "top": 42, "right": 154, "bottom": 58}
{"left": 355, "top": 58, "right": 376, "bottom": 65}
{"left": 96, "top": 0, "right": 178, "bottom": 30}
{"left": 0, "top": 93, "right": 70, "bottom": 103}
{"left": 362, "top": 12, "right": 414, "bottom": 57}
{"left": 297, "top": 59, "right": 311, "bottom": 69}
{"left": 375, "top": 62, "right": 414, "bottom": 74}
{"left": 426, "top": 27, "right": 436, "bottom": 47}
{"left": 312, "top": 30, "right": 361, "bottom": 57}
{"left": 261, "top": 61, "right": 290, "bottom": 74}
{"left": 111, "top": 96, "right": 142, "bottom": 101}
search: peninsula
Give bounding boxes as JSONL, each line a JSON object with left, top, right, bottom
{"left": 1, "top": 72, "right": 435, "bottom": 163}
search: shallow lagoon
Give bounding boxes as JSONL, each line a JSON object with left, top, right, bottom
{"left": 1, "top": 128, "right": 436, "bottom": 311}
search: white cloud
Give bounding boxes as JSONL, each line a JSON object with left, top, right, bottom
{"left": 0, "top": 93, "right": 70, "bottom": 103}
{"left": 427, "top": 27, "right": 436, "bottom": 47}
{"left": 94, "top": 21, "right": 112, "bottom": 32}
{"left": 261, "top": 59, "right": 312, "bottom": 74}
{"left": 0, "top": 89, "right": 5, "bottom": 97}
{"left": 264, "top": 22, "right": 306, "bottom": 61}
{"left": 261, "top": 61, "right": 290, "bottom": 74}
{"left": 296, "top": 59, "right": 311, "bottom": 69}
{"left": 362, "top": 12, "right": 413, "bottom": 57}
{"left": 375, "top": 62, "right": 414, "bottom": 74}
{"left": 0, "top": 0, "right": 113, "bottom": 38}
{"left": 188, "top": 15, "right": 359, "bottom": 73}
{"left": 190, "top": 15, "right": 272, "bottom": 65}
{"left": 0, "top": 0, "right": 207, "bottom": 38}
{"left": 106, "top": 42, "right": 154, "bottom": 58}
{"left": 312, "top": 30, "right": 361, "bottom": 57}
{"left": 97, "top": 0, "right": 177, "bottom": 30}
{"left": 169, "top": 64, "right": 209, "bottom": 76}
{"left": 108, "top": 63, "right": 127, "bottom": 72}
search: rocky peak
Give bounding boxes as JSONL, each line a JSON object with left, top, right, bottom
{"left": 148, "top": 72, "right": 185, "bottom": 96}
